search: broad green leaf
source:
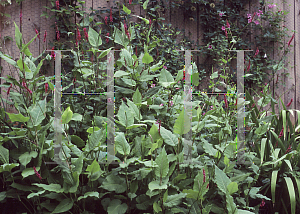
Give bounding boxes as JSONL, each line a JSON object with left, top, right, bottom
{"left": 210, "top": 71, "right": 218, "bottom": 79}
{"left": 21, "top": 34, "right": 38, "bottom": 54}
{"left": 148, "top": 179, "right": 168, "bottom": 191}
{"left": 70, "top": 135, "right": 85, "bottom": 147}
{"left": 88, "top": 27, "right": 102, "bottom": 47}
{"left": 71, "top": 113, "right": 82, "bottom": 121}
{"left": 28, "top": 99, "right": 46, "bottom": 126}
{"left": 0, "top": 51, "right": 17, "bottom": 67}
{"left": 160, "top": 126, "right": 177, "bottom": 146}
{"left": 260, "top": 138, "right": 267, "bottom": 164}
{"left": 0, "top": 163, "right": 19, "bottom": 173}
{"left": 27, "top": 190, "right": 45, "bottom": 199}
{"left": 284, "top": 177, "right": 296, "bottom": 214}
{"left": 215, "top": 166, "right": 231, "bottom": 194}
{"left": 154, "top": 147, "right": 169, "bottom": 178}
{"left": 0, "top": 145, "right": 9, "bottom": 164}
{"left": 85, "top": 129, "right": 104, "bottom": 152}
{"left": 126, "top": 124, "right": 146, "bottom": 129}
{"left": 14, "top": 22, "right": 22, "bottom": 49}
{"left": 173, "top": 108, "right": 191, "bottom": 135}
{"left": 142, "top": 52, "right": 153, "bottom": 64}
{"left": 121, "top": 48, "right": 133, "bottom": 67}
{"left": 87, "top": 126, "right": 100, "bottom": 134}
{"left": 78, "top": 192, "right": 99, "bottom": 201}
{"left": 85, "top": 159, "right": 101, "bottom": 181}
{"left": 271, "top": 170, "right": 278, "bottom": 204}
{"left": 121, "top": 77, "right": 136, "bottom": 86}
{"left": 163, "top": 193, "right": 186, "bottom": 208}
{"left": 163, "top": 189, "right": 168, "bottom": 203}
{"left": 202, "top": 140, "right": 217, "bottom": 156}
{"left": 227, "top": 182, "right": 238, "bottom": 195}
{"left": 11, "top": 182, "right": 39, "bottom": 192}
{"left": 255, "top": 124, "right": 268, "bottom": 136}
{"left": 153, "top": 202, "right": 162, "bottom": 213}
{"left": 33, "top": 183, "right": 64, "bottom": 193}
{"left": 159, "top": 68, "right": 175, "bottom": 88}
{"left": 52, "top": 198, "right": 73, "bottom": 214}
{"left": 19, "top": 151, "right": 38, "bottom": 167}
{"left": 33, "top": 58, "right": 45, "bottom": 78}
{"left": 101, "top": 174, "right": 127, "bottom": 193}
{"left": 237, "top": 210, "right": 255, "bottom": 214}
{"left": 0, "top": 191, "right": 6, "bottom": 202}
{"left": 6, "top": 113, "right": 29, "bottom": 123}
{"left": 126, "top": 98, "right": 140, "bottom": 120}
{"left": 123, "top": 5, "right": 131, "bottom": 14}
{"left": 133, "top": 88, "right": 142, "bottom": 104}
{"left": 282, "top": 110, "right": 286, "bottom": 140}
{"left": 97, "top": 47, "right": 113, "bottom": 59}
{"left": 192, "top": 73, "right": 199, "bottom": 86}
{"left": 182, "top": 189, "right": 199, "bottom": 200}
{"left": 226, "top": 193, "right": 238, "bottom": 214}
{"left": 113, "top": 26, "right": 128, "bottom": 47}
{"left": 107, "top": 199, "right": 128, "bottom": 214}
{"left": 114, "top": 70, "right": 130, "bottom": 78}
{"left": 22, "top": 167, "right": 40, "bottom": 179}
{"left": 149, "top": 123, "right": 160, "bottom": 143}
{"left": 143, "top": 0, "right": 149, "bottom": 9}
{"left": 132, "top": 15, "right": 149, "bottom": 24}
{"left": 115, "top": 132, "right": 131, "bottom": 156}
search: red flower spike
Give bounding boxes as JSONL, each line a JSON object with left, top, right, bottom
{"left": 33, "top": 166, "right": 42, "bottom": 180}
{"left": 105, "top": 16, "right": 108, "bottom": 25}
{"left": 260, "top": 199, "right": 265, "bottom": 207}
{"left": 45, "top": 83, "right": 48, "bottom": 93}
{"left": 7, "top": 83, "right": 12, "bottom": 95}
{"left": 20, "top": 9, "right": 22, "bottom": 23}
{"left": 129, "top": 0, "right": 132, "bottom": 4}
{"left": 77, "top": 27, "right": 81, "bottom": 41}
{"left": 249, "top": 12, "right": 256, "bottom": 23}
{"left": 83, "top": 28, "right": 88, "bottom": 40}
{"left": 56, "top": 0, "right": 59, "bottom": 10}
{"left": 110, "top": 8, "right": 113, "bottom": 22}
{"left": 224, "top": 94, "right": 228, "bottom": 108}
{"left": 247, "top": 59, "right": 250, "bottom": 72}
{"left": 106, "top": 33, "right": 110, "bottom": 43}
{"left": 226, "top": 20, "right": 230, "bottom": 28}
{"left": 35, "top": 29, "right": 40, "bottom": 40}
{"left": 288, "top": 34, "right": 294, "bottom": 47}
{"left": 286, "top": 98, "right": 293, "bottom": 107}
{"left": 43, "top": 30, "right": 47, "bottom": 42}
{"left": 254, "top": 47, "right": 259, "bottom": 57}
{"left": 285, "top": 145, "right": 292, "bottom": 154}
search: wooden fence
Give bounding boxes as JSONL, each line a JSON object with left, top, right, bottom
{"left": 0, "top": 0, "right": 299, "bottom": 127}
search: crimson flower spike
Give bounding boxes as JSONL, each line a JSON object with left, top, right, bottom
{"left": 224, "top": 94, "right": 228, "bottom": 108}
{"left": 286, "top": 98, "right": 293, "bottom": 107}
{"left": 247, "top": 59, "right": 250, "bottom": 72}
{"left": 43, "top": 30, "right": 47, "bottom": 42}
{"left": 110, "top": 8, "right": 113, "bottom": 22}
{"left": 288, "top": 34, "right": 295, "bottom": 47}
